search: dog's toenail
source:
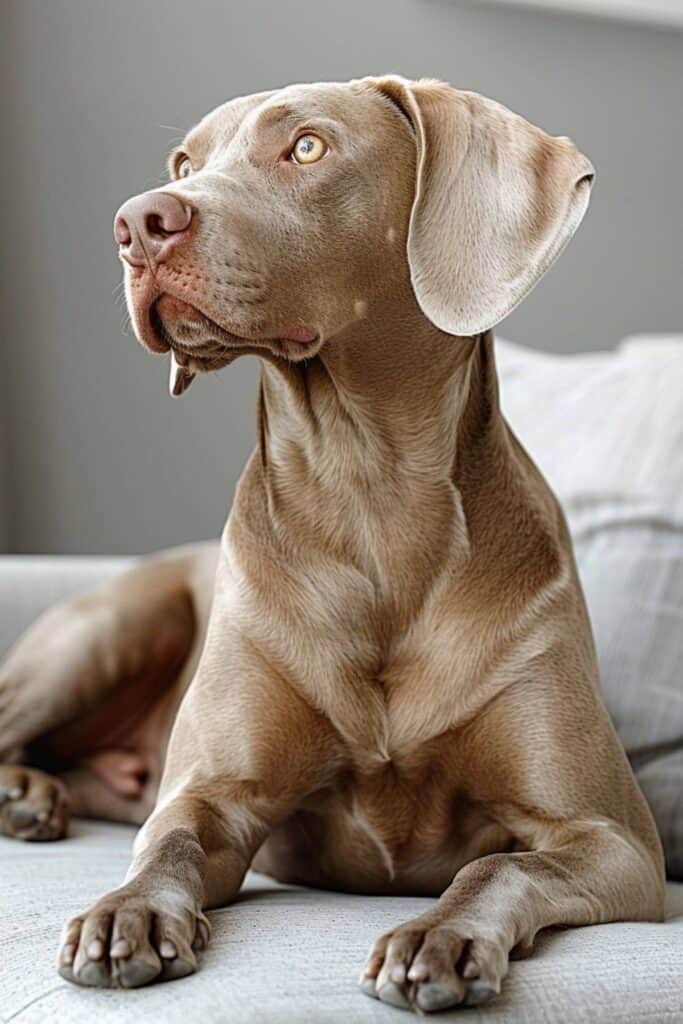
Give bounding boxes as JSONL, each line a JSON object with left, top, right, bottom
{"left": 160, "top": 940, "right": 177, "bottom": 959}
{"left": 61, "top": 943, "right": 75, "bottom": 964}
{"left": 407, "top": 963, "right": 429, "bottom": 982}
{"left": 359, "top": 975, "right": 378, "bottom": 998}
{"left": 378, "top": 981, "right": 411, "bottom": 1008}
{"left": 464, "top": 979, "right": 497, "bottom": 1006}
{"left": 390, "top": 964, "right": 406, "bottom": 983}
{"left": 111, "top": 939, "right": 131, "bottom": 958}
{"left": 36, "top": 809, "right": 49, "bottom": 822}
{"left": 415, "top": 982, "right": 462, "bottom": 1011}
{"left": 8, "top": 787, "right": 22, "bottom": 799}
{"left": 87, "top": 939, "right": 105, "bottom": 960}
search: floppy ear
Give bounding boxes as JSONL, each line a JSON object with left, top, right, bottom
{"left": 366, "top": 77, "right": 595, "bottom": 336}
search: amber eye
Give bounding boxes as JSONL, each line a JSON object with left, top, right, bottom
{"left": 291, "top": 134, "right": 327, "bottom": 165}
{"left": 175, "top": 156, "right": 192, "bottom": 178}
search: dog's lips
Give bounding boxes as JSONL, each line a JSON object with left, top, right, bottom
{"left": 152, "top": 294, "right": 222, "bottom": 348}
{"left": 279, "top": 325, "right": 318, "bottom": 345}
{"left": 155, "top": 294, "right": 207, "bottom": 330}
{"left": 151, "top": 293, "right": 319, "bottom": 354}
{"left": 125, "top": 270, "right": 323, "bottom": 384}
{"left": 137, "top": 300, "right": 172, "bottom": 354}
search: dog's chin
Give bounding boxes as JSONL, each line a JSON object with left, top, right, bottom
{"left": 150, "top": 298, "right": 234, "bottom": 371}
{"left": 145, "top": 294, "right": 324, "bottom": 373}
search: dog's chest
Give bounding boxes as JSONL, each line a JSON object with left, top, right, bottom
{"left": 258, "top": 757, "right": 509, "bottom": 894}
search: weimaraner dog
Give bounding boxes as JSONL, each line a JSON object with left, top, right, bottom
{"left": 0, "top": 76, "right": 664, "bottom": 1012}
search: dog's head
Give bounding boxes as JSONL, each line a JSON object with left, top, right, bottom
{"left": 115, "top": 77, "right": 593, "bottom": 394}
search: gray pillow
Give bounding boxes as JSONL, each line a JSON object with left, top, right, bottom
{"left": 497, "top": 335, "right": 683, "bottom": 877}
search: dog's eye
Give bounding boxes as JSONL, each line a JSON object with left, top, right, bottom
{"left": 291, "top": 134, "right": 327, "bottom": 165}
{"left": 175, "top": 156, "right": 192, "bottom": 179}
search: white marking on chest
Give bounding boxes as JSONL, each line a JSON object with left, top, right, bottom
{"left": 350, "top": 793, "right": 396, "bottom": 881}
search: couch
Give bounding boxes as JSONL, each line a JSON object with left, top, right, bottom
{"left": 1, "top": 336, "right": 682, "bottom": 1022}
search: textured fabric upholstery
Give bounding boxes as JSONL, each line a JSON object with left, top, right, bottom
{"left": 1, "top": 821, "right": 682, "bottom": 1023}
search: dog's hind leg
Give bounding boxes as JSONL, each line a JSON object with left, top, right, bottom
{"left": 0, "top": 543, "right": 218, "bottom": 833}
{"left": 0, "top": 761, "right": 158, "bottom": 842}
{"left": 0, "top": 763, "right": 70, "bottom": 840}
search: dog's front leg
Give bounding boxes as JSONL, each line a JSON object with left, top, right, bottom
{"left": 56, "top": 618, "right": 339, "bottom": 989}
{"left": 361, "top": 649, "right": 666, "bottom": 1016}
{"left": 361, "top": 818, "right": 664, "bottom": 1013}
{"left": 57, "top": 793, "right": 225, "bottom": 988}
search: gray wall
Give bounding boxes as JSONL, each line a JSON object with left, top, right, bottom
{"left": 2, "top": 0, "right": 682, "bottom": 555}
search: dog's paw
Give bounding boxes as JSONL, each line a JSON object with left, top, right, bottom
{"left": 57, "top": 886, "right": 210, "bottom": 988}
{"left": 359, "top": 916, "right": 507, "bottom": 1013}
{"left": 0, "top": 764, "right": 70, "bottom": 840}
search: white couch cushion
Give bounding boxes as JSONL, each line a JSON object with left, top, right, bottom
{"left": 0, "top": 556, "right": 131, "bottom": 659}
{"left": 497, "top": 335, "right": 683, "bottom": 877}
{"left": 1, "top": 821, "right": 682, "bottom": 1023}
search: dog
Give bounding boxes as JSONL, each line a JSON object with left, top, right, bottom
{"left": 0, "top": 76, "right": 665, "bottom": 1012}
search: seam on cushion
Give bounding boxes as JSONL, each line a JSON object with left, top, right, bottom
{"left": 630, "top": 739, "right": 683, "bottom": 771}
{"left": 572, "top": 516, "right": 683, "bottom": 542}
{"left": 4, "top": 985, "right": 65, "bottom": 1023}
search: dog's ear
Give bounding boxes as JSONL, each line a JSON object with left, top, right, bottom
{"left": 366, "top": 76, "right": 594, "bottom": 336}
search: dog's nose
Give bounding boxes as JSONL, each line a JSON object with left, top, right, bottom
{"left": 114, "top": 192, "right": 192, "bottom": 267}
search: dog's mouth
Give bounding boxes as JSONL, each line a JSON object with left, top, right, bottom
{"left": 146, "top": 294, "right": 322, "bottom": 397}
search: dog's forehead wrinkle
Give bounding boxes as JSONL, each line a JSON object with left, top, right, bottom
{"left": 183, "top": 81, "right": 394, "bottom": 172}
{"left": 255, "top": 81, "right": 370, "bottom": 129}
{"left": 188, "top": 89, "right": 277, "bottom": 160}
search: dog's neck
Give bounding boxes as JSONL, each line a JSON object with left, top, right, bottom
{"left": 258, "top": 308, "right": 500, "bottom": 482}
{"left": 247, "top": 310, "right": 504, "bottom": 620}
